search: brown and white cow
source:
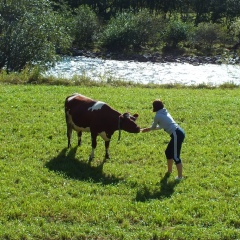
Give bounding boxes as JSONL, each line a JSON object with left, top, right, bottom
{"left": 65, "top": 93, "right": 140, "bottom": 162}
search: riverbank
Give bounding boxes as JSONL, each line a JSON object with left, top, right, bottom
{"left": 70, "top": 48, "right": 240, "bottom": 65}
{"left": 1, "top": 49, "right": 239, "bottom": 87}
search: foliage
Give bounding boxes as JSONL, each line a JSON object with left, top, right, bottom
{"left": 0, "top": 0, "right": 240, "bottom": 73}
{"left": 163, "top": 20, "right": 192, "bottom": 47}
{"left": 229, "top": 19, "right": 240, "bottom": 42}
{"left": 225, "top": 0, "right": 240, "bottom": 23}
{"left": 0, "top": 0, "right": 72, "bottom": 72}
{"left": 0, "top": 84, "right": 239, "bottom": 239}
{"left": 52, "top": 0, "right": 240, "bottom": 23}
{"left": 72, "top": 5, "right": 100, "bottom": 48}
{"left": 193, "top": 22, "right": 226, "bottom": 49}
{"left": 100, "top": 10, "right": 156, "bottom": 50}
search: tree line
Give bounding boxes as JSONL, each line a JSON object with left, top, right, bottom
{"left": 53, "top": 0, "right": 240, "bottom": 24}
{"left": 1, "top": 0, "right": 240, "bottom": 73}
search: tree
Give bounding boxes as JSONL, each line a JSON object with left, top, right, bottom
{"left": 193, "top": 22, "right": 223, "bottom": 49}
{"left": 164, "top": 20, "right": 191, "bottom": 47}
{"left": 0, "top": 0, "right": 72, "bottom": 72}
{"left": 226, "top": 0, "right": 240, "bottom": 23}
{"left": 210, "top": 0, "right": 226, "bottom": 23}
{"left": 100, "top": 10, "right": 156, "bottom": 51}
{"left": 190, "top": 0, "right": 211, "bottom": 24}
{"left": 72, "top": 5, "right": 100, "bottom": 48}
{"left": 229, "top": 19, "right": 240, "bottom": 43}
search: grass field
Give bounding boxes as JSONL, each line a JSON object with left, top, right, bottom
{"left": 0, "top": 84, "right": 239, "bottom": 239}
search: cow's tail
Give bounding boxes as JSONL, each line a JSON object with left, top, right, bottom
{"left": 65, "top": 108, "right": 69, "bottom": 123}
{"left": 64, "top": 98, "right": 69, "bottom": 123}
{"left": 64, "top": 98, "right": 72, "bottom": 148}
{"left": 118, "top": 116, "right": 121, "bottom": 142}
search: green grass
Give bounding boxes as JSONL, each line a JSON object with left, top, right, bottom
{"left": 0, "top": 84, "right": 239, "bottom": 239}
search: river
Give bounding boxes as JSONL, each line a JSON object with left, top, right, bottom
{"left": 46, "top": 56, "right": 240, "bottom": 86}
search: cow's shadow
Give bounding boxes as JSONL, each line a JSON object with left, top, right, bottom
{"left": 135, "top": 172, "right": 180, "bottom": 202}
{"left": 45, "top": 147, "right": 122, "bottom": 184}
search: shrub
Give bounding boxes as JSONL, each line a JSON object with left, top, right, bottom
{"left": 72, "top": 5, "right": 100, "bottom": 48}
{"left": 163, "top": 20, "right": 191, "bottom": 47}
{"left": 193, "top": 22, "right": 224, "bottom": 49}
{"left": 130, "top": 10, "right": 157, "bottom": 49}
{"left": 100, "top": 10, "right": 156, "bottom": 51}
{"left": 229, "top": 19, "right": 240, "bottom": 43}
{"left": 0, "top": 0, "right": 72, "bottom": 72}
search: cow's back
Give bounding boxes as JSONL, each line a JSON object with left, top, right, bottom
{"left": 65, "top": 94, "right": 94, "bottom": 113}
{"left": 65, "top": 93, "right": 120, "bottom": 132}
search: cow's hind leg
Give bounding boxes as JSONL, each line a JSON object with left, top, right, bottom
{"left": 104, "top": 140, "right": 110, "bottom": 160}
{"left": 67, "top": 123, "right": 73, "bottom": 148}
{"left": 65, "top": 109, "right": 73, "bottom": 148}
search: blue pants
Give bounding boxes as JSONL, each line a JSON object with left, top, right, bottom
{"left": 165, "top": 128, "right": 185, "bottom": 164}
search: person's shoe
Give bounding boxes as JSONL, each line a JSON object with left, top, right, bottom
{"left": 175, "top": 176, "right": 183, "bottom": 181}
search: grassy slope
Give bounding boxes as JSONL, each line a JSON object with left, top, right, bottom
{"left": 0, "top": 84, "right": 239, "bottom": 239}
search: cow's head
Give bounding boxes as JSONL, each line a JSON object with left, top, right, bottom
{"left": 119, "top": 112, "right": 140, "bottom": 133}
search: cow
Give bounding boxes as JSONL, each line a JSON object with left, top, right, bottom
{"left": 65, "top": 93, "right": 140, "bottom": 162}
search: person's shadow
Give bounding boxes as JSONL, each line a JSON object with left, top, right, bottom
{"left": 135, "top": 172, "right": 180, "bottom": 202}
{"left": 45, "top": 147, "right": 122, "bottom": 184}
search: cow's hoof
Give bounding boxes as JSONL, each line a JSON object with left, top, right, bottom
{"left": 88, "top": 156, "right": 94, "bottom": 164}
{"left": 105, "top": 154, "right": 110, "bottom": 160}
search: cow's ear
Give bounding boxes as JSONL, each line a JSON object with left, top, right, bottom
{"left": 122, "top": 112, "right": 130, "bottom": 118}
{"left": 131, "top": 113, "right": 138, "bottom": 121}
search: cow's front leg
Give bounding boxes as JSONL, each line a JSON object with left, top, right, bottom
{"left": 88, "top": 148, "right": 95, "bottom": 163}
{"left": 104, "top": 140, "right": 110, "bottom": 160}
{"left": 77, "top": 131, "right": 82, "bottom": 146}
{"left": 88, "top": 133, "right": 97, "bottom": 163}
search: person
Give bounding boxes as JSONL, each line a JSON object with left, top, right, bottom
{"left": 141, "top": 100, "right": 185, "bottom": 180}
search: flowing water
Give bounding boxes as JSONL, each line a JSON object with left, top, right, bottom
{"left": 46, "top": 56, "right": 240, "bottom": 86}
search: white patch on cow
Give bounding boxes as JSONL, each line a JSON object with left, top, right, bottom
{"left": 88, "top": 101, "right": 105, "bottom": 111}
{"left": 99, "top": 131, "right": 110, "bottom": 141}
{"left": 67, "top": 93, "right": 83, "bottom": 102}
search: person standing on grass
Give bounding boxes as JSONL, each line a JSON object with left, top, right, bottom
{"left": 141, "top": 100, "right": 185, "bottom": 180}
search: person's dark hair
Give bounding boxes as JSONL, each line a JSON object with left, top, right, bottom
{"left": 152, "top": 100, "right": 164, "bottom": 112}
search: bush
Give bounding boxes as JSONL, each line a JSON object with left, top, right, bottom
{"left": 0, "top": 0, "right": 72, "bottom": 72}
{"left": 193, "top": 22, "right": 224, "bottom": 49}
{"left": 229, "top": 19, "right": 240, "bottom": 43}
{"left": 163, "top": 20, "right": 191, "bottom": 47}
{"left": 100, "top": 10, "right": 156, "bottom": 51}
{"left": 72, "top": 5, "right": 100, "bottom": 48}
